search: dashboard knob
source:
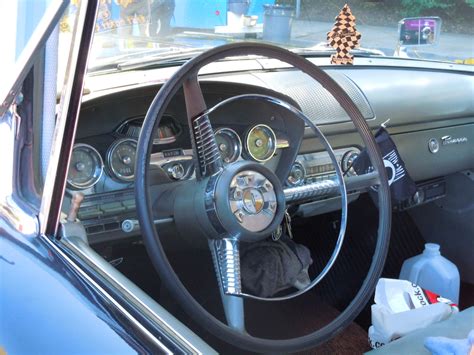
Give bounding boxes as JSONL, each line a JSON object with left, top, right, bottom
{"left": 412, "top": 190, "right": 424, "bottom": 205}
{"left": 168, "top": 163, "right": 185, "bottom": 180}
{"left": 341, "top": 150, "right": 359, "bottom": 176}
{"left": 287, "top": 161, "right": 306, "bottom": 186}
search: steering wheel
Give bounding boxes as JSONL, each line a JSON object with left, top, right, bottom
{"left": 135, "top": 43, "right": 391, "bottom": 353}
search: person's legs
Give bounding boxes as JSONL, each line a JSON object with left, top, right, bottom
{"left": 128, "top": 0, "right": 149, "bottom": 36}
{"left": 153, "top": 0, "right": 175, "bottom": 37}
{"left": 158, "top": 9, "right": 173, "bottom": 36}
{"left": 149, "top": 1, "right": 160, "bottom": 37}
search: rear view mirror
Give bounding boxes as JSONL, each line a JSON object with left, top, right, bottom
{"left": 398, "top": 17, "right": 441, "bottom": 46}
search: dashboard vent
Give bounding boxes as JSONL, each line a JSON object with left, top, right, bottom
{"left": 253, "top": 70, "right": 374, "bottom": 124}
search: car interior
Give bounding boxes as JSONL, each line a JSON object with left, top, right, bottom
{"left": 5, "top": 1, "right": 460, "bottom": 354}
{"left": 56, "top": 41, "right": 474, "bottom": 352}
{"left": 2, "top": 0, "right": 473, "bottom": 353}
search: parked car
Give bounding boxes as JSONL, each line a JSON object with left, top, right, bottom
{"left": 1, "top": 0, "right": 473, "bottom": 353}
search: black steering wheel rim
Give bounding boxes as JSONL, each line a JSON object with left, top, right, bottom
{"left": 135, "top": 42, "right": 391, "bottom": 353}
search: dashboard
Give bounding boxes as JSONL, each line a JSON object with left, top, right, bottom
{"left": 67, "top": 59, "right": 474, "bottom": 244}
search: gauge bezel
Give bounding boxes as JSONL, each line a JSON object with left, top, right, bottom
{"left": 214, "top": 127, "right": 242, "bottom": 164}
{"left": 287, "top": 161, "right": 306, "bottom": 186}
{"left": 106, "top": 138, "right": 138, "bottom": 182}
{"left": 245, "top": 124, "right": 277, "bottom": 162}
{"left": 67, "top": 143, "right": 104, "bottom": 190}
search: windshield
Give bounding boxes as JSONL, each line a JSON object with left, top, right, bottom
{"left": 62, "top": 0, "right": 474, "bottom": 71}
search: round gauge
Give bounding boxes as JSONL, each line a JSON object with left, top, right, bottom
{"left": 245, "top": 124, "right": 277, "bottom": 162}
{"left": 215, "top": 128, "right": 242, "bottom": 164}
{"left": 67, "top": 144, "right": 104, "bottom": 190}
{"left": 107, "top": 138, "right": 137, "bottom": 182}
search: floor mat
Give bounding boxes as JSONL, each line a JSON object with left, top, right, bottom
{"left": 460, "top": 282, "right": 474, "bottom": 310}
{"left": 292, "top": 194, "right": 427, "bottom": 329}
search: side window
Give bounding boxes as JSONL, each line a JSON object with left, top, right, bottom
{"left": 0, "top": 0, "right": 56, "bottom": 105}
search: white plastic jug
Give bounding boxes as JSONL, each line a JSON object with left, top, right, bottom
{"left": 399, "top": 243, "right": 460, "bottom": 304}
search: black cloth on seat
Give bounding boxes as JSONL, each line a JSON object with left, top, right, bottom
{"left": 240, "top": 236, "right": 312, "bottom": 298}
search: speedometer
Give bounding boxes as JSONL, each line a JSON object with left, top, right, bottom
{"left": 245, "top": 124, "right": 277, "bottom": 162}
{"left": 67, "top": 144, "right": 104, "bottom": 190}
{"left": 215, "top": 128, "right": 242, "bottom": 164}
{"left": 107, "top": 139, "right": 137, "bottom": 182}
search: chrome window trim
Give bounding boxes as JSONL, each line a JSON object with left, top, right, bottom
{"left": 39, "top": 0, "right": 98, "bottom": 236}
{"left": 0, "top": 0, "right": 69, "bottom": 116}
{"left": 56, "top": 235, "right": 215, "bottom": 354}
{"left": 41, "top": 235, "right": 174, "bottom": 354}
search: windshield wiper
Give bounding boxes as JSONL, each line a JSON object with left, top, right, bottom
{"left": 88, "top": 46, "right": 209, "bottom": 74}
{"left": 115, "top": 47, "right": 209, "bottom": 71}
{"left": 292, "top": 43, "right": 385, "bottom": 57}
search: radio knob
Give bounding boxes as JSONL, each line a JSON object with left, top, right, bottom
{"left": 341, "top": 150, "right": 359, "bottom": 176}
{"left": 287, "top": 161, "right": 306, "bottom": 186}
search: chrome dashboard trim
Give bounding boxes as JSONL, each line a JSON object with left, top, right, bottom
{"left": 150, "top": 149, "right": 194, "bottom": 164}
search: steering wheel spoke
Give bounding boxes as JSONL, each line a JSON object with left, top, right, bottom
{"left": 209, "top": 238, "right": 242, "bottom": 296}
{"left": 209, "top": 238, "right": 246, "bottom": 332}
{"left": 183, "top": 74, "right": 207, "bottom": 120}
{"left": 183, "top": 75, "right": 223, "bottom": 179}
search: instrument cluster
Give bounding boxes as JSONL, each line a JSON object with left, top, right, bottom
{"left": 67, "top": 122, "right": 286, "bottom": 190}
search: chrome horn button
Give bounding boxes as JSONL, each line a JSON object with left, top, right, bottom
{"left": 229, "top": 170, "right": 277, "bottom": 232}
{"left": 242, "top": 188, "right": 264, "bottom": 214}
